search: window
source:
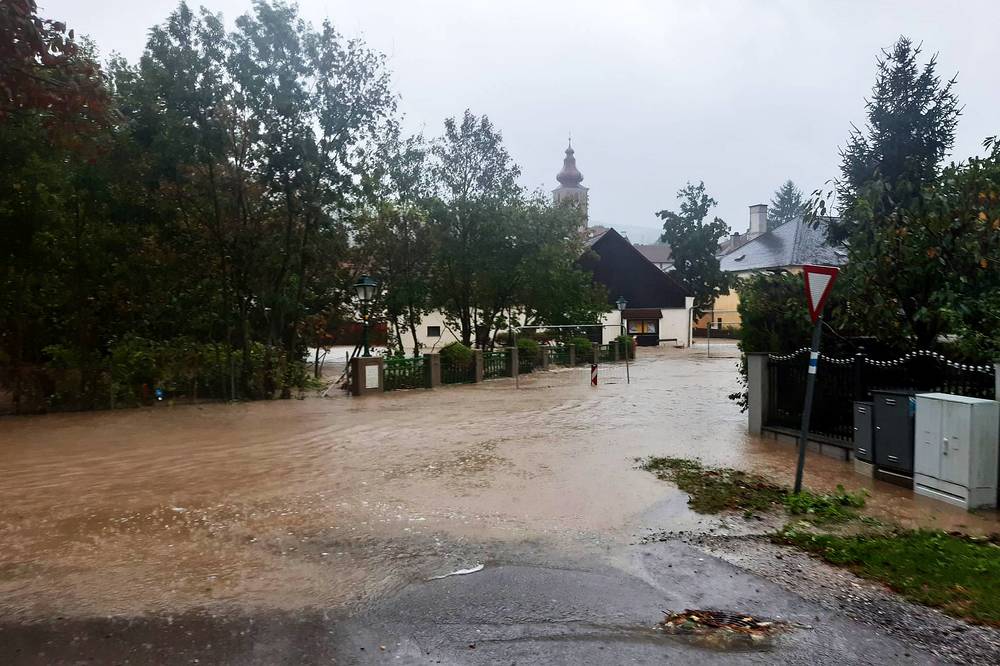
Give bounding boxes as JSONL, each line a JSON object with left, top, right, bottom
{"left": 627, "top": 320, "right": 657, "bottom": 334}
{"left": 426, "top": 326, "right": 441, "bottom": 337}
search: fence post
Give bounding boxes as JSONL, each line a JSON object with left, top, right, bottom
{"left": 853, "top": 347, "right": 867, "bottom": 400}
{"left": 540, "top": 347, "right": 550, "bottom": 371}
{"left": 350, "top": 356, "right": 385, "bottom": 396}
{"left": 611, "top": 342, "right": 620, "bottom": 362}
{"left": 591, "top": 343, "right": 600, "bottom": 366}
{"left": 747, "top": 352, "right": 769, "bottom": 435}
{"left": 568, "top": 346, "right": 576, "bottom": 367}
{"left": 473, "top": 350, "right": 484, "bottom": 383}
{"left": 508, "top": 347, "right": 519, "bottom": 377}
{"left": 423, "top": 353, "right": 441, "bottom": 388}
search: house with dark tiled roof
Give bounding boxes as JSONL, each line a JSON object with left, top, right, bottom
{"left": 580, "top": 228, "right": 694, "bottom": 346}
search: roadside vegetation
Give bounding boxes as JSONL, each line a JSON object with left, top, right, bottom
{"left": 1, "top": 1, "right": 607, "bottom": 413}
{"left": 639, "top": 457, "right": 785, "bottom": 516}
{"left": 776, "top": 528, "right": 1000, "bottom": 626}
{"left": 640, "top": 456, "right": 1000, "bottom": 625}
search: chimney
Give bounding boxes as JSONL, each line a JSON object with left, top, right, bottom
{"left": 749, "top": 204, "right": 768, "bottom": 234}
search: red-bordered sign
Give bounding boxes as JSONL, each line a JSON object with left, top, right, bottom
{"left": 802, "top": 265, "right": 839, "bottom": 323}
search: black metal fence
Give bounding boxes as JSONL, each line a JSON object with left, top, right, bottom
{"left": 550, "top": 347, "right": 571, "bottom": 366}
{"left": 441, "top": 357, "right": 475, "bottom": 385}
{"left": 518, "top": 353, "right": 535, "bottom": 374}
{"left": 384, "top": 356, "right": 425, "bottom": 391}
{"left": 766, "top": 349, "right": 996, "bottom": 443}
{"left": 483, "top": 351, "right": 510, "bottom": 380}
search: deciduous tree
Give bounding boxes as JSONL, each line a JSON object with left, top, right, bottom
{"left": 656, "top": 182, "right": 730, "bottom": 316}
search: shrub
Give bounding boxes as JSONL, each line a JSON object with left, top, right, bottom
{"left": 440, "top": 341, "right": 473, "bottom": 368}
{"left": 569, "top": 336, "right": 593, "bottom": 359}
{"left": 516, "top": 337, "right": 540, "bottom": 359}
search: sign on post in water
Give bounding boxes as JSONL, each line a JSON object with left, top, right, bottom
{"left": 793, "top": 264, "right": 840, "bottom": 494}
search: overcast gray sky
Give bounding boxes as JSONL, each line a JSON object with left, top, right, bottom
{"left": 44, "top": 0, "right": 1000, "bottom": 242}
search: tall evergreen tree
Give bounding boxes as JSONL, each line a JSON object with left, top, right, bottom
{"left": 817, "top": 36, "right": 962, "bottom": 347}
{"left": 767, "top": 180, "right": 805, "bottom": 230}
{"left": 829, "top": 36, "right": 960, "bottom": 243}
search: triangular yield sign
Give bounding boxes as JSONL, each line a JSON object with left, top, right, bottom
{"left": 803, "top": 265, "right": 839, "bottom": 322}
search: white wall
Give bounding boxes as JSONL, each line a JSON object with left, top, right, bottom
{"left": 600, "top": 310, "right": 623, "bottom": 344}
{"left": 601, "top": 301, "right": 693, "bottom": 346}
{"left": 659, "top": 297, "right": 694, "bottom": 346}
{"left": 410, "top": 309, "right": 462, "bottom": 352}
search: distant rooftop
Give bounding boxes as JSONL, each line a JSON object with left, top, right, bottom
{"left": 719, "top": 217, "right": 846, "bottom": 272}
{"left": 633, "top": 243, "right": 673, "bottom": 264}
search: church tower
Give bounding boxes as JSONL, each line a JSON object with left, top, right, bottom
{"left": 552, "top": 140, "right": 589, "bottom": 227}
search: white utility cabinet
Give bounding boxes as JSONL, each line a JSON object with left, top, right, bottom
{"left": 914, "top": 393, "right": 999, "bottom": 510}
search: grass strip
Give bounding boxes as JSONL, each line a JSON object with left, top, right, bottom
{"left": 776, "top": 528, "right": 1000, "bottom": 626}
{"left": 639, "top": 457, "right": 786, "bottom": 515}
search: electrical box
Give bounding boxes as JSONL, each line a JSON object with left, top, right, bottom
{"left": 914, "top": 393, "right": 999, "bottom": 510}
{"left": 853, "top": 401, "right": 874, "bottom": 462}
{"left": 871, "top": 390, "right": 916, "bottom": 486}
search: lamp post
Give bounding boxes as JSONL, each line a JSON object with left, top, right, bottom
{"left": 616, "top": 296, "right": 630, "bottom": 384}
{"left": 615, "top": 296, "right": 627, "bottom": 337}
{"left": 353, "top": 275, "right": 378, "bottom": 357}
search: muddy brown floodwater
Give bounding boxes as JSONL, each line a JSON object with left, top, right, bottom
{"left": 1, "top": 346, "right": 997, "bottom": 623}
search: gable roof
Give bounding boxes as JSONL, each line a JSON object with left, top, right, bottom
{"left": 579, "top": 228, "right": 690, "bottom": 309}
{"left": 719, "top": 217, "right": 846, "bottom": 272}
{"left": 633, "top": 243, "right": 673, "bottom": 264}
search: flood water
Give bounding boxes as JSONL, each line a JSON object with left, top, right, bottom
{"left": 1, "top": 346, "right": 997, "bottom": 621}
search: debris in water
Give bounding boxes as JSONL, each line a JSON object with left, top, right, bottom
{"left": 428, "top": 564, "right": 484, "bottom": 580}
{"left": 658, "top": 609, "right": 792, "bottom": 650}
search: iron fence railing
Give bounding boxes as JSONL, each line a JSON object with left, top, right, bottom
{"left": 765, "top": 349, "right": 996, "bottom": 443}
{"left": 483, "top": 350, "right": 509, "bottom": 380}
{"left": 597, "top": 344, "right": 615, "bottom": 363}
{"left": 550, "top": 346, "right": 571, "bottom": 366}
{"left": 518, "top": 352, "right": 535, "bottom": 374}
{"left": 441, "top": 357, "right": 475, "bottom": 385}
{"left": 384, "top": 356, "right": 426, "bottom": 391}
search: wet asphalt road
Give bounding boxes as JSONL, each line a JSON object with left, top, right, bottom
{"left": 3, "top": 537, "right": 936, "bottom": 665}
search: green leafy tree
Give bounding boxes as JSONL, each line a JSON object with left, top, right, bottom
{"left": 768, "top": 180, "right": 805, "bottom": 230}
{"left": 354, "top": 204, "right": 434, "bottom": 356}
{"left": 906, "top": 138, "right": 1000, "bottom": 360}
{"left": 514, "top": 196, "right": 607, "bottom": 328}
{"left": 0, "top": 0, "right": 395, "bottom": 410}
{"left": 656, "top": 182, "right": 730, "bottom": 316}
{"left": 428, "top": 109, "right": 523, "bottom": 346}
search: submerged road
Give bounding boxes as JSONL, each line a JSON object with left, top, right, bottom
{"left": 0, "top": 347, "right": 992, "bottom": 663}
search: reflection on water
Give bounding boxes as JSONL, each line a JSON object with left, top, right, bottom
{"left": 0, "top": 348, "right": 996, "bottom": 619}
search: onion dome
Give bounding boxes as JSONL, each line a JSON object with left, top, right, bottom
{"left": 556, "top": 142, "right": 584, "bottom": 187}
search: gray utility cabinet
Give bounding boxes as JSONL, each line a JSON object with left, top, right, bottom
{"left": 871, "top": 390, "right": 916, "bottom": 484}
{"left": 853, "top": 401, "right": 874, "bottom": 462}
{"left": 914, "top": 393, "right": 999, "bottom": 510}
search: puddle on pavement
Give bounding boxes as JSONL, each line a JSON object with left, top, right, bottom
{"left": 0, "top": 347, "right": 996, "bottom": 620}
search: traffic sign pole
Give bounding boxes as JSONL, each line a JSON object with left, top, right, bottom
{"left": 793, "top": 316, "right": 824, "bottom": 494}
{"left": 794, "top": 264, "right": 840, "bottom": 495}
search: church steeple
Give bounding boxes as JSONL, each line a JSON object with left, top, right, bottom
{"left": 552, "top": 138, "right": 589, "bottom": 227}
{"left": 556, "top": 141, "right": 584, "bottom": 187}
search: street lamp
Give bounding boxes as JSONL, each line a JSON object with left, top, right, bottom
{"left": 353, "top": 275, "right": 378, "bottom": 357}
{"left": 616, "top": 296, "right": 630, "bottom": 384}
{"left": 615, "top": 296, "right": 627, "bottom": 336}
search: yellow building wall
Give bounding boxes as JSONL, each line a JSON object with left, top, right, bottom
{"left": 696, "top": 267, "right": 804, "bottom": 329}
